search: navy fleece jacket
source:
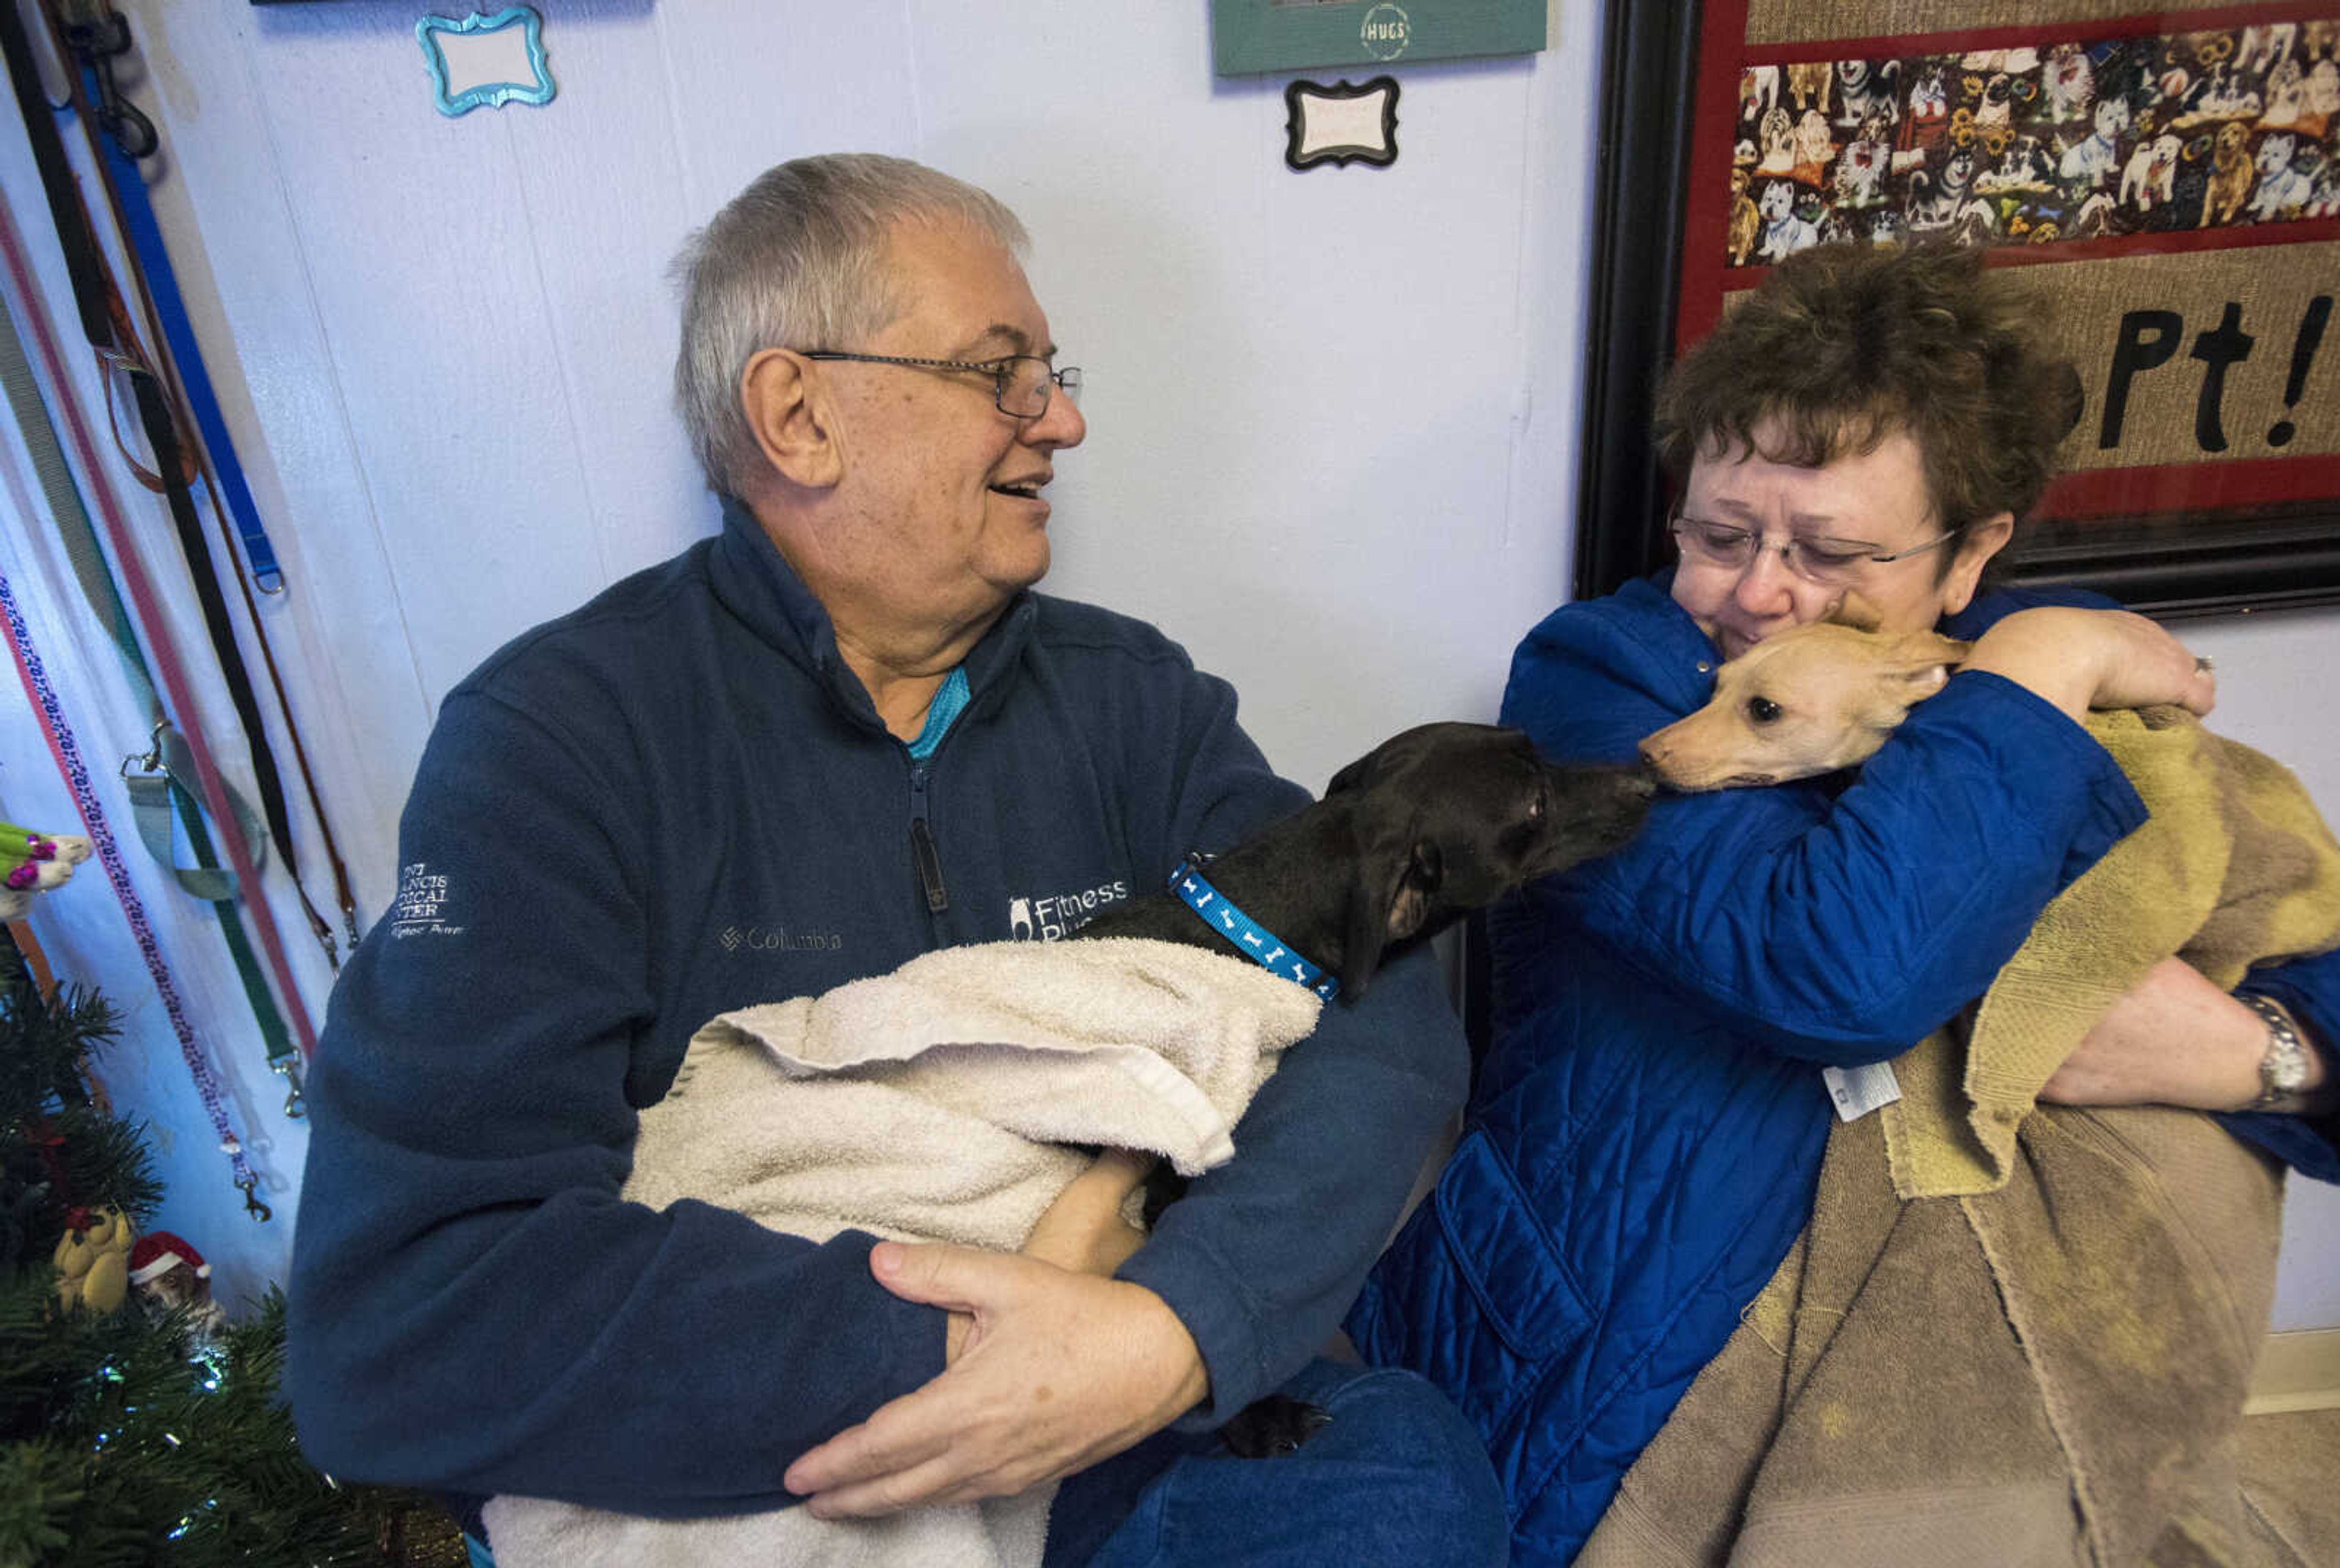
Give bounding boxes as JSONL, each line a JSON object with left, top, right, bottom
{"left": 285, "top": 501, "right": 1467, "bottom": 1516}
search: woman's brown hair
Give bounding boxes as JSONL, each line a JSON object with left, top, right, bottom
{"left": 1654, "top": 243, "right": 2080, "bottom": 567}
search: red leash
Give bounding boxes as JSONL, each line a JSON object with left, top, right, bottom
{"left": 0, "top": 200, "right": 319, "bottom": 1057}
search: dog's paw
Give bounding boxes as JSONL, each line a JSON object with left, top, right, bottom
{"left": 1219, "top": 1395, "right": 1331, "bottom": 1459}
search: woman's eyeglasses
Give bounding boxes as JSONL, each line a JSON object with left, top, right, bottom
{"left": 1670, "top": 514, "right": 1955, "bottom": 587}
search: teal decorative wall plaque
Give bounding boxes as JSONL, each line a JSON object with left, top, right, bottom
{"left": 417, "top": 7, "right": 555, "bottom": 117}
{"left": 1211, "top": 0, "right": 1545, "bottom": 77}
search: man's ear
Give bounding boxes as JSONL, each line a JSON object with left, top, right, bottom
{"left": 1340, "top": 838, "right": 1441, "bottom": 1000}
{"left": 740, "top": 349, "right": 843, "bottom": 491}
{"left": 1828, "top": 592, "right": 1884, "bottom": 633}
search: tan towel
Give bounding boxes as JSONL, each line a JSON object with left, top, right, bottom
{"left": 1580, "top": 1106, "right": 2291, "bottom": 1568}
{"left": 1578, "top": 711, "right": 2340, "bottom": 1567}
{"left": 1884, "top": 708, "right": 2340, "bottom": 1199}
{"left": 483, "top": 937, "right": 1323, "bottom": 1568}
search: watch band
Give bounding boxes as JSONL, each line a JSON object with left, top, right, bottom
{"left": 2239, "top": 992, "right": 2314, "bottom": 1115}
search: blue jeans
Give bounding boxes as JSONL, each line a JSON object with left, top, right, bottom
{"left": 1043, "top": 1357, "right": 1509, "bottom": 1568}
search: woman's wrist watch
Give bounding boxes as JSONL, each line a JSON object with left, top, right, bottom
{"left": 2239, "top": 993, "right": 2319, "bottom": 1114}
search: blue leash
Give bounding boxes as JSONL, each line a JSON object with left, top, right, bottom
{"left": 86, "top": 73, "right": 284, "bottom": 593}
{"left": 1168, "top": 857, "right": 1339, "bottom": 1001}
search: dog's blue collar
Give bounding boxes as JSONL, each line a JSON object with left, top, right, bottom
{"left": 1168, "top": 857, "right": 1338, "bottom": 1001}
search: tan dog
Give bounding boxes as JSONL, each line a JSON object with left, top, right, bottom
{"left": 1727, "top": 167, "right": 1762, "bottom": 264}
{"left": 1785, "top": 59, "right": 1831, "bottom": 115}
{"left": 1639, "top": 597, "right": 1968, "bottom": 789}
{"left": 2203, "top": 119, "right": 2255, "bottom": 225}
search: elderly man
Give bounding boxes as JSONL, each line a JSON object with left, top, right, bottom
{"left": 285, "top": 154, "right": 1506, "bottom": 1566}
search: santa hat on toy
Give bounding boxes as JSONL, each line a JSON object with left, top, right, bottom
{"left": 127, "top": 1232, "right": 209, "bottom": 1286}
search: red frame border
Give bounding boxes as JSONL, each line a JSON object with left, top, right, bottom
{"left": 1673, "top": 0, "right": 2340, "bottom": 523}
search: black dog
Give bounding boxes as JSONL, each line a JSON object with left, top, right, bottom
{"left": 1074, "top": 720, "right": 1653, "bottom": 994}
{"left": 1069, "top": 721, "right": 1652, "bottom": 1456}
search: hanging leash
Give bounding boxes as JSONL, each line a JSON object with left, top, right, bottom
{"left": 0, "top": 191, "right": 318, "bottom": 1060}
{"left": 2, "top": 2, "right": 352, "bottom": 977}
{"left": 1166, "top": 856, "right": 1341, "bottom": 1001}
{"left": 68, "top": 43, "right": 277, "bottom": 591}
{"left": 0, "top": 569, "right": 269, "bottom": 1218}
{"left": 52, "top": 0, "right": 363, "bottom": 963}
{"left": 87, "top": 120, "right": 363, "bottom": 964}
{"left": 120, "top": 726, "right": 302, "bottom": 1110}
{"left": 0, "top": 293, "right": 303, "bottom": 1108}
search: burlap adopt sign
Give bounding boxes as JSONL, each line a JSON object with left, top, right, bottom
{"left": 1747, "top": 0, "right": 2263, "bottom": 48}
{"left": 2001, "top": 246, "right": 2340, "bottom": 472}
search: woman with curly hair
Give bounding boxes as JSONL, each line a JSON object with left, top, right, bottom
{"left": 1350, "top": 243, "right": 2340, "bottom": 1563}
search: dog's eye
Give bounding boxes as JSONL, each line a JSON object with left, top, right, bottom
{"left": 1746, "top": 695, "right": 1784, "bottom": 724}
{"left": 1528, "top": 791, "right": 1547, "bottom": 823}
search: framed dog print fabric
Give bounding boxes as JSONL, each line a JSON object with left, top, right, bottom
{"left": 1579, "top": 2, "right": 2340, "bottom": 615}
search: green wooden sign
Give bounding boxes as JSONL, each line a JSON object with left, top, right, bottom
{"left": 1211, "top": 0, "right": 1545, "bottom": 76}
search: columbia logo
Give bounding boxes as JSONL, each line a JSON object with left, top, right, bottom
{"left": 718, "top": 924, "right": 843, "bottom": 953}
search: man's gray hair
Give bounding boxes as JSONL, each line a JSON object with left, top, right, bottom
{"left": 672, "top": 154, "right": 1029, "bottom": 495}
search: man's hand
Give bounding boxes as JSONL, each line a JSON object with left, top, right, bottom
{"left": 782, "top": 1242, "right": 1208, "bottom": 1518}
{"left": 2040, "top": 957, "right": 2298, "bottom": 1110}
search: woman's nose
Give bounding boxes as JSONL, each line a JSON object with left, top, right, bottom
{"left": 1732, "top": 541, "right": 1798, "bottom": 609}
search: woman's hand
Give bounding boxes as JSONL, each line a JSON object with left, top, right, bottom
{"left": 2039, "top": 957, "right": 2308, "bottom": 1111}
{"left": 1018, "top": 1147, "right": 1151, "bottom": 1279}
{"left": 1960, "top": 606, "right": 2216, "bottom": 723}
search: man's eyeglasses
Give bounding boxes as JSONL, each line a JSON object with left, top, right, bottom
{"left": 1669, "top": 514, "right": 1957, "bottom": 587}
{"left": 801, "top": 350, "right": 1081, "bottom": 419}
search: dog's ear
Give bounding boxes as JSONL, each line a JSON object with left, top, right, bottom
{"left": 1325, "top": 726, "right": 1433, "bottom": 798}
{"left": 1887, "top": 630, "right": 1971, "bottom": 689}
{"left": 1324, "top": 752, "right": 1375, "bottom": 797}
{"left": 1826, "top": 593, "right": 1885, "bottom": 633}
{"left": 1868, "top": 631, "right": 1973, "bottom": 707}
{"left": 1340, "top": 840, "right": 1442, "bottom": 1000}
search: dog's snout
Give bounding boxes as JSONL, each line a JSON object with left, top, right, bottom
{"left": 1622, "top": 765, "right": 1658, "bottom": 799}
{"left": 1637, "top": 737, "right": 1668, "bottom": 770}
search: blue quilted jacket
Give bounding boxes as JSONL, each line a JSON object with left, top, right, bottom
{"left": 1349, "top": 574, "right": 2340, "bottom": 1563}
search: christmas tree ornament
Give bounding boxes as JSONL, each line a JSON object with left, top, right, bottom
{"left": 128, "top": 1230, "right": 228, "bottom": 1339}
{"left": 51, "top": 1204, "right": 135, "bottom": 1313}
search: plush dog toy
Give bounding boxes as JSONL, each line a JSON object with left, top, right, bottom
{"left": 53, "top": 1205, "right": 138, "bottom": 1314}
{"left": 129, "top": 1230, "right": 229, "bottom": 1340}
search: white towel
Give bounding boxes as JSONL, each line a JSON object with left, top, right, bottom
{"left": 484, "top": 937, "right": 1324, "bottom": 1568}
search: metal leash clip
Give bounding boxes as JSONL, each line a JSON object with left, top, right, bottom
{"left": 235, "top": 1174, "right": 272, "bottom": 1222}
{"left": 57, "top": 4, "right": 157, "bottom": 160}
{"left": 273, "top": 1055, "right": 307, "bottom": 1121}
{"left": 119, "top": 718, "right": 165, "bottom": 779}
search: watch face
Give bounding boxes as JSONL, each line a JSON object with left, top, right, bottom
{"left": 2270, "top": 1041, "right": 2313, "bottom": 1095}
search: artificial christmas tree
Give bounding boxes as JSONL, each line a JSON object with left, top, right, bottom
{"left": 0, "top": 925, "right": 464, "bottom": 1566}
